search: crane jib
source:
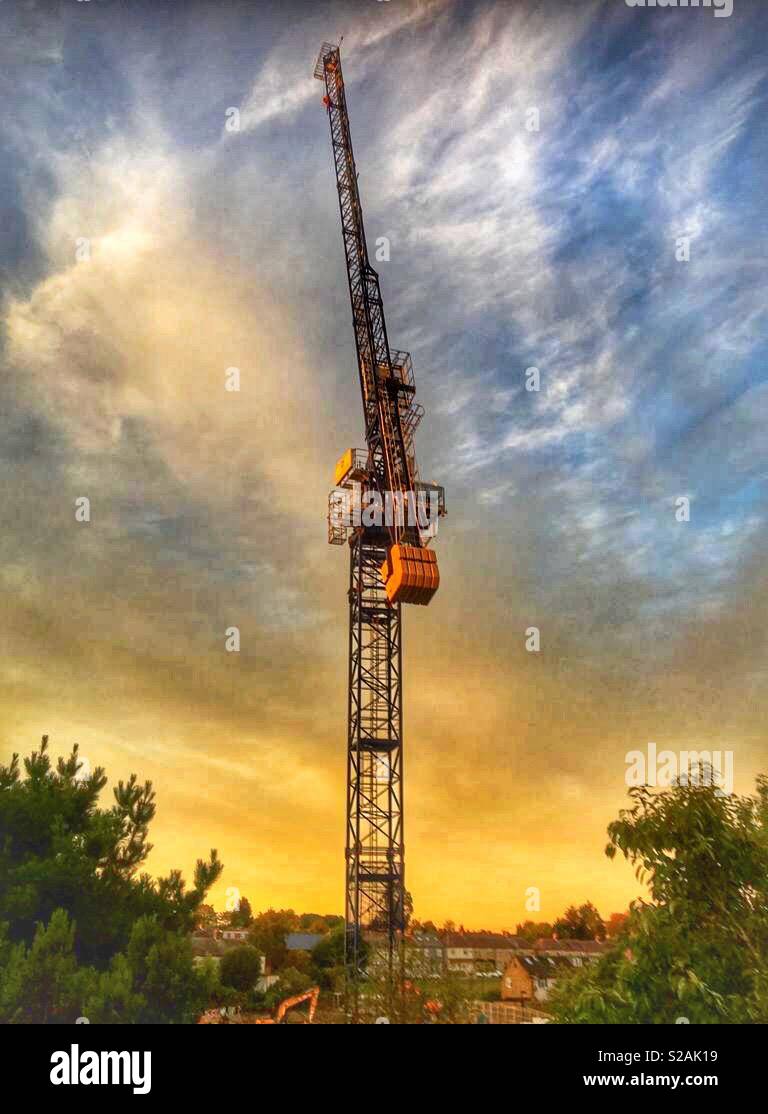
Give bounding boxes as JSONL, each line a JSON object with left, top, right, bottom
{"left": 316, "top": 40, "right": 444, "bottom": 605}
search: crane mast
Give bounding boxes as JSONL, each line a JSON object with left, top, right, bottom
{"left": 314, "top": 42, "right": 445, "bottom": 980}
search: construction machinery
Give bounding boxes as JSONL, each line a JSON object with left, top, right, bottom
{"left": 256, "top": 986, "right": 320, "bottom": 1025}
{"left": 314, "top": 42, "right": 446, "bottom": 978}
{"left": 198, "top": 987, "right": 320, "bottom": 1025}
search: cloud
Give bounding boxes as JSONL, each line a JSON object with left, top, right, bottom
{"left": 0, "top": 0, "right": 766, "bottom": 927}
{"left": 234, "top": 0, "right": 452, "bottom": 134}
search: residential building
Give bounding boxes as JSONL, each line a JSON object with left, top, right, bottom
{"left": 501, "top": 939, "right": 606, "bottom": 1003}
{"left": 444, "top": 932, "right": 523, "bottom": 975}
{"left": 220, "top": 928, "right": 250, "bottom": 942}
{"left": 502, "top": 954, "right": 575, "bottom": 1003}
{"left": 404, "top": 931, "right": 443, "bottom": 976}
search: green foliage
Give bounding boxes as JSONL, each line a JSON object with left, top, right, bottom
{"left": 264, "top": 965, "right": 314, "bottom": 1010}
{"left": 605, "top": 912, "right": 628, "bottom": 937}
{"left": 247, "top": 908, "right": 298, "bottom": 970}
{"left": 84, "top": 952, "right": 144, "bottom": 1024}
{"left": 423, "top": 972, "right": 477, "bottom": 1023}
{"left": 244, "top": 986, "right": 268, "bottom": 1012}
{"left": 219, "top": 945, "right": 263, "bottom": 993}
{"left": 227, "top": 896, "right": 253, "bottom": 928}
{"left": 0, "top": 909, "right": 93, "bottom": 1023}
{"left": 315, "top": 963, "right": 346, "bottom": 994}
{"left": 310, "top": 927, "right": 366, "bottom": 991}
{"left": 553, "top": 902, "right": 605, "bottom": 941}
{"left": 0, "top": 737, "right": 223, "bottom": 1023}
{"left": 359, "top": 969, "right": 476, "bottom": 1024}
{"left": 549, "top": 777, "right": 768, "bottom": 1024}
{"left": 311, "top": 926, "right": 346, "bottom": 969}
{"left": 515, "top": 920, "right": 554, "bottom": 942}
{"left": 286, "top": 948, "right": 312, "bottom": 975}
{"left": 126, "top": 917, "right": 209, "bottom": 1023}
{"left": 410, "top": 918, "right": 439, "bottom": 935}
{"left": 195, "top": 904, "right": 217, "bottom": 931}
{"left": 298, "top": 912, "right": 342, "bottom": 934}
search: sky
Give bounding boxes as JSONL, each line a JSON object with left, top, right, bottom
{"left": 1, "top": 0, "right": 766, "bottom": 931}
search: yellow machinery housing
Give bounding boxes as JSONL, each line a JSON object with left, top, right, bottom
{"left": 334, "top": 447, "right": 368, "bottom": 487}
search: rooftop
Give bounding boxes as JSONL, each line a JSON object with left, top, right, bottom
{"left": 285, "top": 932, "right": 324, "bottom": 952}
{"left": 445, "top": 933, "right": 523, "bottom": 950}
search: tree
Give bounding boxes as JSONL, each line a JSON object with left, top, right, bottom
{"left": 360, "top": 968, "right": 476, "bottom": 1025}
{"left": 195, "top": 905, "right": 217, "bottom": 933}
{"left": 0, "top": 910, "right": 93, "bottom": 1024}
{"left": 309, "top": 926, "right": 357, "bottom": 992}
{"left": 0, "top": 736, "right": 223, "bottom": 1022}
{"left": 298, "top": 913, "right": 341, "bottom": 934}
{"left": 286, "top": 948, "right": 312, "bottom": 975}
{"left": 553, "top": 902, "right": 605, "bottom": 941}
{"left": 83, "top": 952, "right": 144, "bottom": 1025}
{"left": 311, "top": 926, "right": 344, "bottom": 970}
{"left": 403, "top": 889, "right": 414, "bottom": 930}
{"left": 270, "top": 965, "right": 313, "bottom": 1000}
{"left": 411, "top": 919, "right": 438, "bottom": 936}
{"left": 219, "top": 945, "right": 263, "bottom": 993}
{"left": 125, "top": 916, "right": 209, "bottom": 1024}
{"left": 515, "top": 920, "right": 554, "bottom": 942}
{"left": 549, "top": 776, "right": 768, "bottom": 1024}
{"left": 605, "top": 912, "right": 628, "bottom": 938}
{"left": 311, "top": 926, "right": 343, "bottom": 993}
{"left": 248, "top": 908, "right": 298, "bottom": 971}
{"left": 228, "top": 896, "right": 253, "bottom": 929}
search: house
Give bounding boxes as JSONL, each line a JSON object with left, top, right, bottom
{"left": 444, "top": 933, "right": 523, "bottom": 975}
{"left": 191, "top": 934, "right": 225, "bottom": 955}
{"left": 501, "top": 939, "right": 606, "bottom": 1003}
{"left": 362, "top": 931, "right": 444, "bottom": 977}
{"left": 220, "top": 929, "right": 250, "bottom": 943}
{"left": 191, "top": 933, "right": 265, "bottom": 961}
{"left": 191, "top": 934, "right": 226, "bottom": 969}
{"left": 404, "top": 932, "right": 443, "bottom": 976}
{"left": 502, "top": 955, "right": 575, "bottom": 1003}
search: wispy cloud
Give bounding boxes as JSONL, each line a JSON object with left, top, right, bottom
{"left": 1, "top": 0, "right": 766, "bottom": 926}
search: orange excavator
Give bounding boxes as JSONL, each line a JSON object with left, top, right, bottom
{"left": 198, "top": 986, "right": 320, "bottom": 1025}
{"left": 254, "top": 986, "right": 320, "bottom": 1025}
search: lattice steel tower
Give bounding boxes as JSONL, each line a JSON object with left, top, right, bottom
{"left": 314, "top": 42, "right": 446, "bottom": 975}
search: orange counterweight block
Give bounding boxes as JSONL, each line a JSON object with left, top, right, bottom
{"left": 380, "top": 544, "right": 440, "bottom": 606}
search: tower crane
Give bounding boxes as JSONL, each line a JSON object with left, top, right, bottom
{"left": 314, "top": 42, "right": 446, "bottom": 976}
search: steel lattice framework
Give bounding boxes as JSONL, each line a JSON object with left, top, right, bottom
{"left": 346, "top": 533, "right": 403, "bottom": 973}
{"left": 315, "top": 41, "right": 444, "bottom": 981}
{"left": 314, "top": 41, "right": 410, "bottom": 971}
